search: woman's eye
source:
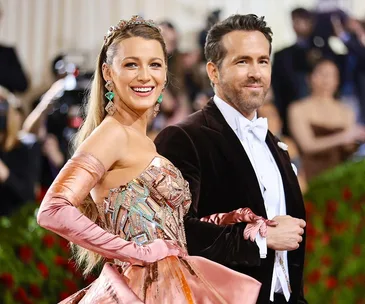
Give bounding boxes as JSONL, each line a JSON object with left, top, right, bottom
{"left": 151, "top": 62, "right": 162, "bottom": 68}
{"left": 237, "top": 60, "right": 247, "bottom": 64}
{"left": 125, "top": 62, "right": 138, "bottom": 68}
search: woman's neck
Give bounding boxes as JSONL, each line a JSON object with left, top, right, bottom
{"left": 311, "top": 92, "right": 335, "bottom": 103}
{"left": 111, "top": 102, "right": 150, "bottom": 135}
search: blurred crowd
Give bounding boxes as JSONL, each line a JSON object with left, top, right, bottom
{"left": 1, "top": 7, "right": 365, "bottom": 216}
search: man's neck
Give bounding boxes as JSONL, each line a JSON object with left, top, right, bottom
{"left": 214, "top": 93, "right": 256, "bottom": 121}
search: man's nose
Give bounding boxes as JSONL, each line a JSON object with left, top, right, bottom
{"left": 247, "top": 64, "right": 262, "bottom": 80}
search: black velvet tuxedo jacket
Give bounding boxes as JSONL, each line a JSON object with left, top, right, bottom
{"left": 155, "top": 100, "right": 307, "bottom": 304}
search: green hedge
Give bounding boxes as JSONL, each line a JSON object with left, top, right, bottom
{"left": 304, "top": 159, "right": 365, "bottom": 304}
{"left": 0, "top": 204, "right": 95, "bottom": 303}
{"left": 1, "top": 159, "right": 364, "bottom": 303}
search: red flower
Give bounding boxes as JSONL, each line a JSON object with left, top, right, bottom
{"left": 306, "top": 240, "right": 314, "bottom": 253}
{"left": 64, "top": 279, "right": 78, "bottom": 293}
{"left": 342, "top": 187, "right": 352, "bottom": 201}
{"left": 19, "top": 246, "right": 33, "bottom": 264}
{"left": 36, "top": 186, "right": 48, "bottom": 202}
{"left": 326, "top": 200, "right": 338, "bottom": 213}
{"left": 37, "top": 262, "right": 49, "bottom": 278}
{"left": 54, "top": 255, "right": 67, "bottom": 266}
{"left": 326, "top": 276, "right": 337, "bottom": 289}
{"left": 29, "top": 284, "right": 41, "bottom": 298}
{"left": 42, "top": 234, "right": 56, "bottom": 248}
{"left": 321, "top": 255, "right": 332, "bottom": 266}
{"left": 85, "top": 274, "right": 97, "bottom": 285}
{"left": 59, "top": 292, "right": 72, "bottom": 300}
{"left": 321, "top": 233, "right": 330, "bottom": 246}
{"left": 307, "top": 270, "right": 321, "bottom": 284}
{"left": 305, "top": 201, "right": 315, "bottom": 214}
{"left": 59, "top": 238, "right": 70, "bottom": 253}
{"left": 14, "top": 287, "right": 31, "bottom": 303}
{"left": 66, "top": 260, "right": 78, "bottom": 273}
{"left": 306, "top": 224, "right": 317, "bottom": 237}
{"left": 335, "top": 222, "right": 348, "bottom": 234}
{"left": 0, "top": 272, "right": 14, "bottom": 288}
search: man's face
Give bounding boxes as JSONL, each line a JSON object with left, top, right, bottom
{"left": 209, "top": 30, "right": 271, "bottom": 117}
{"left": 292, "top": 17, "right": 313, "bottom": 38}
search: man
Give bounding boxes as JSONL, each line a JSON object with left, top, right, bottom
{"left": 155, "top": 14, "right": 307, "bottom": 304}
{"left": 272, "top": 8, "right": 316, "bottom": 135}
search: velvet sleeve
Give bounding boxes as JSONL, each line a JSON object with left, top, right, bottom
{"left": 37, "top": 152, "right": 182, "bottom": 264}
{"left": 155, "top": 125, "right": 261, "bottom": 267}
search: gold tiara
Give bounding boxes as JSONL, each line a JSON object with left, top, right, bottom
{"left": 104, "top": 15, "right": 160, "bottom": 42}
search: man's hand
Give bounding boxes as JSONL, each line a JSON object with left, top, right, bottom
{"left": 266, "top": 215, "right": 306, "bottom": 251}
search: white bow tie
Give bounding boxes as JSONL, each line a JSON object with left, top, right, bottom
{"left": 239, "top": 117, "right": 268, "bottom": 142}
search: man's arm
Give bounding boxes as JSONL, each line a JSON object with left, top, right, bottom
{"left": 155, "top": 125, "right": 261, "bottom": 266}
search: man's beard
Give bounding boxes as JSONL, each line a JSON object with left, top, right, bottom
{"left": 220, "top": 79, "right": 267, "bottom": 115}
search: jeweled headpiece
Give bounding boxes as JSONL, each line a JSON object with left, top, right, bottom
{"left": 104, "top": 15, "right": 160, "bottom": 43}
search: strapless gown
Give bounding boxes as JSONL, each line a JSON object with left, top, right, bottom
{"left": 60, "top": 157, "right": 260, "bottom": 303}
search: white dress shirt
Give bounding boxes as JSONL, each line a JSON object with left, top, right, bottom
{"left": 213, "top": 95, "right": 291, "bottom": 302}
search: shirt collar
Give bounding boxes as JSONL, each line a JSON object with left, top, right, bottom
{"left": 213, "top": 95, "right": 257, "bottom": 136}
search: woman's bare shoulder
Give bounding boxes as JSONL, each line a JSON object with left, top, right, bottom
{"left": 75, "top": 118, "right": 130, "bottom": 171}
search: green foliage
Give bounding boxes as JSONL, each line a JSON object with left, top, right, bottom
{"left": 1, "top": 159, "right": 365, "bottom": 303}
{"left": 0, "top": 203, "right": 95, "bottom": 303}
{"left": 304, "top": 159, "right": 365, "bottom": 304}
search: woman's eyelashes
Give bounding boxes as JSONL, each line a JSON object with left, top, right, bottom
{"left": 124, "top": 62, "right": 162, "bottom": 68}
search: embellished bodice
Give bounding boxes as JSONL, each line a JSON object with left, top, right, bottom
{"left": 98, "top": 157, "right": 192, "bottom": 253}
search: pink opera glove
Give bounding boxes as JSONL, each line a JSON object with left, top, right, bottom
{"left": 37, "top": 152, "right": 184, "bottom": 265}
{"left": 200, "top": 207, "right": 278, "bottom": 242}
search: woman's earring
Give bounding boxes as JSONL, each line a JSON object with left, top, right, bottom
{"left": 104, "top": 80, "right": 116, "bottom": 116}
{"left": 153, "top": 94, "right": 163, "bottom": 117}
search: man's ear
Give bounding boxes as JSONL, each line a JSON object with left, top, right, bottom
{"left": 102, "top": 63, "right": 112, "bottom": 82}
{"left": 206, "top": 61, "right": 219, "bottom": 86}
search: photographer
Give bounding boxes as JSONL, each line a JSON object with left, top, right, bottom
{"left": 23, "top": 55, "right": 89, "bottom": 193}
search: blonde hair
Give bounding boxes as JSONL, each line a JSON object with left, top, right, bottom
{"left": 72, "top": 22, "right": 167, "bottom": 275}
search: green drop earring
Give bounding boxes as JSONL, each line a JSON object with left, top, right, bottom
{"left": 105, "top": 80, "right": 116, "bottom": 116}
{"left": 153, "top": 93, "right": 163, "bottom": 117}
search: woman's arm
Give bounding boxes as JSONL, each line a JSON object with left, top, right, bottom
{"left": 288, "top": 102, "right": 365, "bottom": 154}
{"left": 37, "top": 121, "right": 184, "bottom": 264}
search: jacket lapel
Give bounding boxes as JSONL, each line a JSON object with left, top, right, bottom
{"left": 265, "top": 132, "right": 305, "bottom": 218}
{"left": 201, "top": 100, "right": 268, "bottom": 217}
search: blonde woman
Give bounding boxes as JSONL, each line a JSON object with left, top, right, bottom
{"left": 37, "top": 16, "right": 262, "bottom": 303}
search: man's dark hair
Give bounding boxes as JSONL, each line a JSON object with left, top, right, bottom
{"left": 291, "top": 8, "right": 312, "bottom": 20}
{"left": 204, "top": 14, "right": 273, "bottom": 68}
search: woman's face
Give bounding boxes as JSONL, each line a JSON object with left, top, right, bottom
{"left": 310, "top": 61, "right": 339, "bottom": 96}
{"left": 103, "top": 36, "right": 167, "bottom": 116}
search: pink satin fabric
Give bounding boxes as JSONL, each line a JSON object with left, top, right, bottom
{"left": 38, "top": 152, "right": 261, "bottom": 303}
{"left": 60, "top": 256, "right": 261, "bottom": 304}
{"left": 200, "top": 208, "right": 278, "bottom": 241}
{"left": 37, "top": 152, "right": 182, "bottom": 265}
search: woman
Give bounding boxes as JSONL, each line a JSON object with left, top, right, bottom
{"left": 0, "top": 87, "right": 40, "bottom": 216}
{"left": 37, "top": 16, "right": 262, "bottom": 303}
{"left": 258, "top": 91, "right": 307, "bottom": 193}
{"left": 288, "top": 59, "right": 365, "bottom": 180}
